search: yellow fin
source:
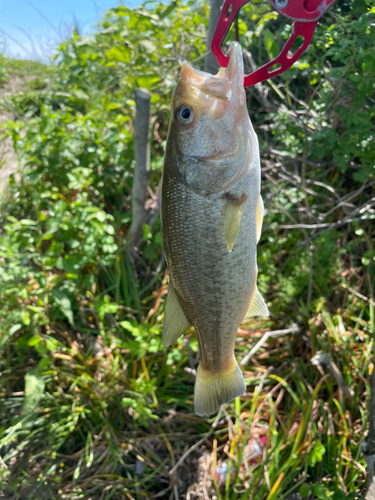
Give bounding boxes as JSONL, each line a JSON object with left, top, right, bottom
{"left": 256, "top": 195, "right": 264, "bottom": 243}
{"left": 194, "top": 361, "right": 246, "bottom": 417}
{"left": 216, "top": 66, "right": 226, "bottom": 78}
{"left": 246, "top": 287, "right": 269, "bottom": 318}
{"left": 224, "top": 201, "right": 242, "bottom": 252}
{"left": 162, "top": 282, "right": 190, "bottom": 347}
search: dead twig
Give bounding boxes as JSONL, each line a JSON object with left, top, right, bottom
{"left": 311, "top": 351, "right": 354, "bottom": 403}
{"left": 341, "top": 283, "right": 375, "bottom": 308}
{"left": 240, "top": 324, "right": 300, "bottom": 366}
{"left": 169, "top": 408, "right": 223, "bottom": 475}
{"left": 260, "top": 146, "right": 328, "bottom": 168}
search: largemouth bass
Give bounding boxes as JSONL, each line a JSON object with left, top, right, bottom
{"left": 160, "top": 42, "right": 269, "bottom": 417}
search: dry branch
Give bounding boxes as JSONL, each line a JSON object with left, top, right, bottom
{"left": 240, "top": 324, "right": 300, "bottom": 366}
{"left": 169, "top": 409, "right": 223, "bottom": 475}
{"left": 311, "top": 352, "right": 354, "bottom": 403}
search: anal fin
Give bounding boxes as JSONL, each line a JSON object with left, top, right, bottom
{"left": 224, "top": 200, "right": 243, "bottom": 253}
{"left": 162, "top": 282, "right": 191, "bottom": 347}
{"left": 246, "top": 287, "right": 269, "bottom": 318}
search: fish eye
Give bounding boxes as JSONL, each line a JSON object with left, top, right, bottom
{"left": 177, "top": 104, "right": 195, "bottom": 125}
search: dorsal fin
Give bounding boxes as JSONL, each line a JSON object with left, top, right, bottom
{"left": 246, "top": 287, "right": 269, "bottom": 318}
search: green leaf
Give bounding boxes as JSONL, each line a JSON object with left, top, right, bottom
{"left": 105, "top": 46, "right": 131, "bottom": 63}
{"left": 160, "top": 1, "right": 177, "bottom": 19}
{"left": 28, "top": 335, "right": 42, "bottom": 346}
{"left": 136, "top": 75, "right": 161, "bottom": 89}
{"left": 45, "top": 336, "right": 60, "bottom": 351}
{"left": 332, "top": 491, "right": 359, "bottom": 500}
{"left": 85, "top": 431, "right": 94, "bottom": 468}
{"left": 52, "top": 289, "right": 74, "bottom": 326}
{"left": 73, "top": 455, "right": 84, "bottom": 481}
{"left": 38, "top": 358, "right": 51, "bottom": 372}
{"left": 105, "top": 103, "right": 123, "bottom": 111}
{"left": 307, "top": 439, "right": 326, "bottom": 467}
{"left": 86, "top": 209, "right": 107, "bottom": 222}
{"left": 20, "top": 219, "right": 37, "bottom": 226}
{"left": 75, "top": 36, "right": 95, "bottom": 47}
{"left": 97, "top": 299, "right": 119, "bottom": 320}
{"left": 299, "top": 484, "right": 310, "bottom": 498}
{"left": 312, "top": 483, "right": 329, "bottom": 499}
{"left": 263, "top": 29, "right": 279, "bottom": 60}
{"left": 143, "top": 223, "right": 152, "bottom": 241}
{"left": 69, "top": 89, "right": 90, "bottom": 102}
{"left": 120, "top": 320, "right": 139, "bottom": 334}
{"left": 20, "top": 310, "right": 31, "bottom": 326}
{"left": 150, "top": 93, "right": 160, "bottom": 104}
{"left": 0, "top": 324, "right": 22, "bottom": 349}
{"left": 21, "top": 372, "right": 45, "bottom": 417}
{"left": 140, "top": 40, "right": 156, "bottom": 53}
{"left": 9, "top": 323, "right": 22, "bottom": 336}
{"left": 238, "top": 19, "right": 247, "bottom": 36}
{"left": 61, "top": 255, "right": 81, "bottom": 274}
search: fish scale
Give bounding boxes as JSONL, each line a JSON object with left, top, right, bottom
{"left": 160, "top": 42, "right": 269, "bottom": 416}
{"left": 162, "top": 172, "right": 257, "bottom": 368}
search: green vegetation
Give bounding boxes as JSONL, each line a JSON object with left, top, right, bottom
{"left": 0, "top": 0, "right": 374, "bottom": 498}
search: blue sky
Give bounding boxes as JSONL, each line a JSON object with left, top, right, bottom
{"left": 0, "top": 0, "right": 142, "bottom": 59}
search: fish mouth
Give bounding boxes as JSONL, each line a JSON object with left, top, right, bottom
{"left": 177, "top": 41, "right": 245, "bottom": 110}
{"left": 185, "top": 140, "right": 239, "bottom": 162}
{"left": 199, "top": 41, "right": 244, "bottom": 103}
{"left": 180, "top": 42, "right": 246, "bottom": 162}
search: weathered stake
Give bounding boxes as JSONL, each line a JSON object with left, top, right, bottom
{"left": 204, "top": 0, "right": 224, "bottom": 75}
{"left": 127, "top": 88, "right": 151, "bottom": 249}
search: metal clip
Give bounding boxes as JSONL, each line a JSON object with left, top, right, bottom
{"left": 211, "top": 0, "right": 336, "bottom": 87}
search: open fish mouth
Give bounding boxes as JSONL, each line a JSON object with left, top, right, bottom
{"left": 175, "top": 41, "right": 245, "bottom": 121}
{"left": 198, "top": 41, "right": 244, "bottom": 103}
{"left": 184, "top": 140, "right": 239, "bottom": 162}
{"left": 180, "top": 42, "right": 246, "bottom": 162}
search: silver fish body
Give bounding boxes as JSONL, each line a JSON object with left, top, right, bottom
{"left": 160, "top": 42, "right": 269, "bottom": 416}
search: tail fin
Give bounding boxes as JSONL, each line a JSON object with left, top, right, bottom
{"left": 194, "top": 361, "right": 246, "bottom": 417}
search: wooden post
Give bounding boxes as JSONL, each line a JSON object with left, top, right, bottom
{"left": 127, "top": 88, "right": 151, "bottom": 249}
{"left": 204, "top": 0, "right": 224, "bottom": 75}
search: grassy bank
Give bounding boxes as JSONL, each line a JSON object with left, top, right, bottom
{"left": 0, "top": 0, "right": 374, "bottom": 498}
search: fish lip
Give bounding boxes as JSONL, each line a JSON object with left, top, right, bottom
{"left": 176, "top": 42, "right": 244, "bottom": 103}
{"left": 183, "top": 141, "right": 239, "bottom": 162}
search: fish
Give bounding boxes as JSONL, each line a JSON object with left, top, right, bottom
{"left": 160, "top": 41, "right": 269, "bottom": 417}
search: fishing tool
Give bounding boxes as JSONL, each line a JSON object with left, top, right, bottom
{"left": 211, "top": 0, "right": 336, "bottom": 86}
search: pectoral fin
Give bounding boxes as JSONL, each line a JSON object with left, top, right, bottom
{"left": 224, "top": 200, "right": 243, "bottom": 253}
{"left": 256, "top": 195, "right": 264, "bottom": 243}
{"left": 246, "top": 287, "right": 269, "bottom": 318}
{"left": 162, "top": 282, "right": 191, "bottom": 347}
